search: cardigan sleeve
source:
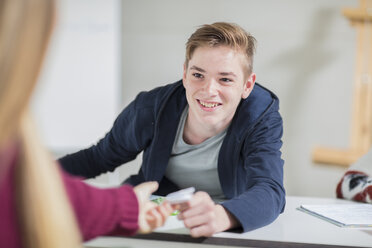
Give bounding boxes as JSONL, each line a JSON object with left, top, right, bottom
{"left": 61, "top": 170, "right": 139, "bottom": 241}
{"left": 221, "top": 106, "right": 285, "bottom": 232}
{"left": 336, "top": 148, "right": 372, "bottom": 203}
{"left": 59, "top": 93, "right": 155, "bottom": 179}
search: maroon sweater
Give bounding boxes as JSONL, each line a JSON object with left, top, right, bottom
{"left": 0, "top": 142, "right": 139, "bottom": 248}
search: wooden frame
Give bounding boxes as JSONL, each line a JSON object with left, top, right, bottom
{"left": 312, "top": 0, "right": 372, "bottom": 167}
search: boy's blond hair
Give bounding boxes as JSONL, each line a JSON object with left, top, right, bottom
{"left": 185, "top": 22, "right": 256, "bottom": 75}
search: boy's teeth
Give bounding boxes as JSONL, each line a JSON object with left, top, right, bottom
{"left": 200, "top": 100, "right": 218, "bottom": 108}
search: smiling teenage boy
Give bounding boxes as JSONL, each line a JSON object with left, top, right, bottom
{"left": 60, "top": 22, "right": 286, "bottom": 237}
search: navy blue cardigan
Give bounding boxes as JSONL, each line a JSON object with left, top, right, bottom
{"left": 60, "top": 80, "right": 285, "bottom": 232}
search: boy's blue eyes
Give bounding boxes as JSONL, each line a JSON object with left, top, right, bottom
{"left": 192, "top": 73, "right": 203, "bottom": 78}
{"left": 192, "top": 73, "right": 233, "bottom": 83}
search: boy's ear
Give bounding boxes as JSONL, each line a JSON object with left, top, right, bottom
{"left": 182, "top": 63, "right": 187, "bottom": 82}
{"left": 242, "top": 73, "right": 256, "bottom": 99}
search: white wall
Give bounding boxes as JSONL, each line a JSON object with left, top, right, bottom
{"left": 31, "top": 0, "right": 122, "bottom": 184}
{"left": 119, "top": 0, "right": 358, "bottom": 197}
{"left": 32, "top": 0, "right": 121, "bottom": 153}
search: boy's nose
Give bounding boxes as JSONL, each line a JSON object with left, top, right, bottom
{"left": 204, "top": 79, "right": 218, "bottom": 95}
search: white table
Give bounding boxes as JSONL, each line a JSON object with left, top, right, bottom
{"left": 85, "top": 196, "right": 372, "bottom": 248}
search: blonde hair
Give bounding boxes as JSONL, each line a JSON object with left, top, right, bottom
{"left": 185, "top": 22, "right": 257, "bottom": 75}
{"left": 0, "top": 0, "right": 81, "bottom": 247}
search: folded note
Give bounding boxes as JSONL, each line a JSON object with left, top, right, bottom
{"left": 298, "top": 204, "right": 372, "bottom": 227}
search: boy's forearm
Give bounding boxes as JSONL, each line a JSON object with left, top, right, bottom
{"left": 214, "top": 204, "right": 239, "bottom": 232}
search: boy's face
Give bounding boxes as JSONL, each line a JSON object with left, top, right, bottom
{"left": 183, "top": 45, "right": 256, "bottom": 130}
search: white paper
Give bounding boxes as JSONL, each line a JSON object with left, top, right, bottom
{"left": 299, "top": 204, "right": 372, "bottom": 227}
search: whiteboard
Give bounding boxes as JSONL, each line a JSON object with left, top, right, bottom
{"left": 32, "top": 0, "right": 121, "bottom": 156}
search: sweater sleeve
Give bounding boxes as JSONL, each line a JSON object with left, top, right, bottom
{"left": 336, "top": 149, "right": 372, "bottom": 203}
{"left": 222, "top": 106, "right": 285, "bottom": 232}
{"left": 59, "top": 100, "right": 140, "bottom": 178}
{"left": 61, "top": 170, "right": 139, "bottom": 241}
{"left": 59, "top": 93, "right": 156, "bottom": 179}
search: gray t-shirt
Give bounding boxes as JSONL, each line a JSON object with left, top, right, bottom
{"left": 165, "top": 106, "right": 227, "bottom": 202}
